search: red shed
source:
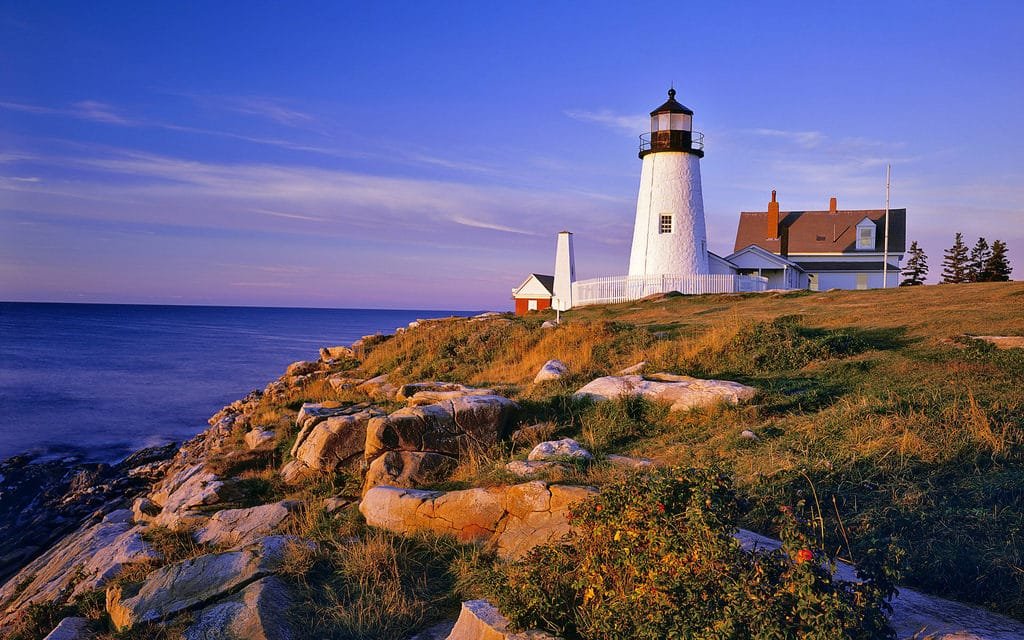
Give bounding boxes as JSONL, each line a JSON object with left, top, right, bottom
{"left": 511, "top": 274, "right": 554, "bottom": 315}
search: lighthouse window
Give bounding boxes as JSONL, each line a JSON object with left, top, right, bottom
{"left": 659, "top": 214, "right": 673, "bottom": 234}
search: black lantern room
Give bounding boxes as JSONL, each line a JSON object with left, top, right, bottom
{"left": 639, "top": 88, "right": 704, "bottom": 159}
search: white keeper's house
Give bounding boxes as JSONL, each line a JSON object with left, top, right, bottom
{"left": 728, "top": 191, "right": 906, "bottom": 291}
{"left": 511, "top": 88, "right": 907, "bottom": 314}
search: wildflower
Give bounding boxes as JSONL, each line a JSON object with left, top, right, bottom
{"left": 795, "top": 549, "right": 814, "bottom": 564}
{"left": 657, "top": 503, "right": 666, "bottom": 513}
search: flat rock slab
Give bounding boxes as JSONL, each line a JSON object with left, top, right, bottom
{"left": 397, "top": 381, "right": 496, "bottom": 406}
{"left": 328, "top": 375, "right": 367, "bottom": 392}
{"left": 320, "top": 345, "right": 355, "bottom": 361}
{"left": 285, "top": 406, "right": 384, "bottom": 483}
{"left": 106, "top": 535, "right": 300, "bottom": 631}
{"left": 183, "top": 575, "right": 297, "bottom": 640}
{"left": 151, "top": 463, "right": 225, "bottom": 527}
{"left": 528, "top": 438, "right": 593, "bottom": 462}
{"left": 194, "top": 501, "right": 299, "bottom": 548}
{"left": 357, "top": 374, "right": 398, "bottom": 400}
{"left": 245, "top": 429, "right": 276, "bottom": 450}
{"left": 533, "top": 360, "right": 568, "bottom": 383}
{"left": 292, "top": 402, "right": 376, "bottom": 454}
{"left": 445, "top": 600, "right": 560, "bottom": 640}
{"left": 364, "top": 450, "right": 459, "bottom": 493}
{"left": 360, "top": 481, "right": 596, "bottom": 560}
{"left": 0, "top": 516, "right": 159, "bottom": 614}
{"left": 574, "top": 373, "right": 756, "bottom": 412}
{"left": 43, "top": 616, "right": 92, "bottom": 640}
{"left": 365, "top": 395, "right": 518, "bottom": 462}
{"left": 505, "top": 460, "right": 566, "bottom": 478}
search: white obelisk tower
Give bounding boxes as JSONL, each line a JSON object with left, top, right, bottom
{"left": 552, "top": 230, "right": 575, "bottom": 311}
{"left": 627, "top": 88, "right": 709, "bottom": 277}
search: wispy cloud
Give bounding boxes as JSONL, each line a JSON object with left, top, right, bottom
{"left": 745, "top": 128, "right": 826, "bottom": 149}
{"left": 251, "top": 208, "right": 327, "bottom": 222}
{"left": 0, "top": 100, "right": 137, "bottom": 125}
{"left": 564, "top": 109, "right": 647, "bottom": 137}
{"left": 71, "top": 100, "right": 134, "bottom": 125}
{"left": 0, "top": 145, "right": 626, "bottom": 249}
{"left": 448, "top": 214, "right": 540, "bottom": 236}
{"left": 216, "top": 96, "right": 315, "bottom": 127}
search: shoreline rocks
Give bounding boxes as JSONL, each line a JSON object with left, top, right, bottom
{"left": 106, "top": 535, "right": 303, "bottom": 631}
{"left": 360, "top": 481, "right": 596, "bottom": 560}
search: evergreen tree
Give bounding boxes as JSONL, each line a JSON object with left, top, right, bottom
{"left": 968, "top": 237, "right": 991, "bottom": 282}
{"left": 983, "top": 240, "right": 1013, "bottom": 282}
{"left": 941, "top": 232, "right": 970, "bottom": 283}
{"left": 900, "top": 240, "right": 929, "bottom": 286}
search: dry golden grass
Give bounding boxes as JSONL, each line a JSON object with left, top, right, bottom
{"left": 568, "top": 281, "right": 1024, "bottom": 340}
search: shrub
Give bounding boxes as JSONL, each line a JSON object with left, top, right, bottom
{"left": 723, "top": 318, "right": 866, "bottom": 373}
{"left": 579, "top": 394, "right": 667, "bottom": 454}
{"left": 491, "top": 467, "right": 896, "bottom": 640}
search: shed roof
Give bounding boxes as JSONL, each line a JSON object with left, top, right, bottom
{"left": 734, "top": 208, "right": 906, "bottom": 255}
{"left": 512, "top": 274, "right": 555, "bottom": 298}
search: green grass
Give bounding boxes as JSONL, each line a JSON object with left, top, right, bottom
{"left": 336, "top": 282, "right": 1024, "bottom": 619}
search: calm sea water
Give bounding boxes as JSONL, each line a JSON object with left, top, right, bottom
{"left": 0, "top": 303, "right": 470, "bottom": 463}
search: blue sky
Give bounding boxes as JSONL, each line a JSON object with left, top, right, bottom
{"left": 2, "top": 2, "right": 1022, "bottom": 309}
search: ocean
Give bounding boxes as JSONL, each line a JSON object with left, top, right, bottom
{"left": 0, "top": 302, "right": 470, "bottom": 463}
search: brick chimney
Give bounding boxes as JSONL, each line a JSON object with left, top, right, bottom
{"left": 767, "top": 189, "right": 780, "bottom": 239}
{"left": 829, "top": 196, "right": 838, "bottom": 214}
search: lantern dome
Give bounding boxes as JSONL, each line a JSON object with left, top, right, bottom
{"left": 640, "top": 88, "right": 704, "bottom": 158}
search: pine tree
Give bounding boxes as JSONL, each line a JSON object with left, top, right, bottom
{"left": 900, "top": 240, "right": 928, "bottom": 286}
{"left": 983, "top": 240, "right": 1013, "bottom": 282}
{"left": 941, "top": 232, "right": 970, "bottom": 283}
{"left": 967, "top": 237, "right": 991, "bottom": 282}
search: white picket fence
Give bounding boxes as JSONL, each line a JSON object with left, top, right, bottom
{"left": 570, "top": 273, "right": 768, "bottom": 307}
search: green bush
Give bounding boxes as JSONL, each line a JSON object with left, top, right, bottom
{"left": 491, "top": 467, "right": 896, "bottom": 640}
{"left": 580, "top": 394, "right": 667, "bottom": 453}
{"left": 723, "top": 319, "right": 866, "bottom": 373}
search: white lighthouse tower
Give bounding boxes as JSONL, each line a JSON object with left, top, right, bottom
{"left": 627, "top": 88, "right": 709, "bottom": 277}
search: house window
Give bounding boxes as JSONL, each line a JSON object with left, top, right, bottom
{"left": 856, "top": 273, "right": 868, "bottom": 290}
{"left": 527, "top": 299, "right": 538, "bottom": 311}
{"left": 659, "top": 214, "right": 673, "bottom": 234}
{"left": 857, "top": 225, "right": 875, "bottom": 250}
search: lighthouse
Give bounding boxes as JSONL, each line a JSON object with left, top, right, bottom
{"left": 627, "top": 88, "right": 709, "bottom": 277}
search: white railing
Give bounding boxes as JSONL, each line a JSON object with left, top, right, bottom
{"left": 570, "top": 273, "right": 768, "bottom": 307}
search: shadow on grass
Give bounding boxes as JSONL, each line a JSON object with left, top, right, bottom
{"left": 743, "top": 458, "right": 1024, "bottom": 621}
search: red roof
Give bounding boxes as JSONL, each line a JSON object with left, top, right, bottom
{"left": 734, "top": 208, "right": 906, "bottom": 255}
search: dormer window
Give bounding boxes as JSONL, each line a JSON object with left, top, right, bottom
{"left": 855, "top": 218, "right": 876, "bottom": 250}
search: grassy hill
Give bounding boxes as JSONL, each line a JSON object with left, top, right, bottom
{"left": 359, "top": 282, "right": 1024, "bottom": 618}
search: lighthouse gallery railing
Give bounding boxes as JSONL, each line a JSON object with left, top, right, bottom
{"left": 571, "top": 274, "right": 768, "bottom": 307}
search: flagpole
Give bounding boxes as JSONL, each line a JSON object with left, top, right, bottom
{"left": 882, "top": 164, "right": 891, "bottom": 288}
